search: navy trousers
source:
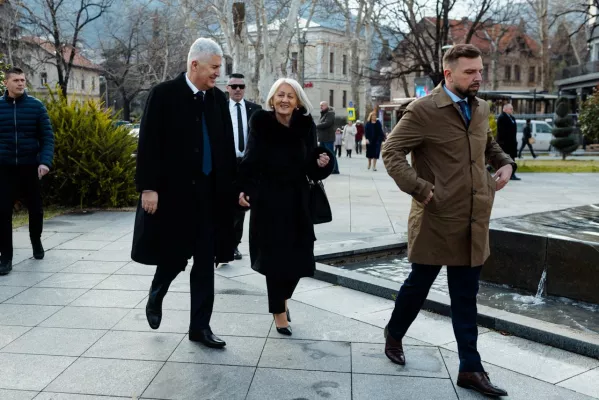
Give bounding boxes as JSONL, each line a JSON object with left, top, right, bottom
{"left": 387, "top": 263, "right": 484, "bottom": 372}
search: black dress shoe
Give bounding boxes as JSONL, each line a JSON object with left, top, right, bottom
{"left": 145, "top": 283, "right": 168, "bottom": 329}
{"left": 384, "top": 325, "right": 405, "bottom": 365}
{"left": 189, "top": 328, "right": 227, "bottom": 348}
{"left": 32, "top": 238, "right": 44, "bottom": 260}
{"left": 457, "top": 372, "right": 508, "bottom": 397}
{"left": 510, "top": 175, "right": 521, "bottom": 181}
{"left": 234, "top": 248, "right": 242, "bottom": 260}
{"left": 0, "top": 259, "right": 12, "bottom": 276}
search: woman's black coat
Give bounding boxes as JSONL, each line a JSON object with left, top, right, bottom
{"left": 237, "top": 109, "right": 334, "bottom": 279}
{"left": 132, "top": 73, "right": 237, "bottom": 266}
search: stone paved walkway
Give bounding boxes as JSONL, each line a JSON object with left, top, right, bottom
{"left": 1, "top": 155, "right": 598, "bottom": 399}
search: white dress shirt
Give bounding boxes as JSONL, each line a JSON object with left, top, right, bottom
{"left": 185, "top": 73, "right": 205, "bottom": 96}
{"left": 229, "top": 98, "right": 248, "bottom": 158}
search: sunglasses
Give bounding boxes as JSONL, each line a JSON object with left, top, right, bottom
{"left": 229, "top": 84, "right": 245, "bottom": 90}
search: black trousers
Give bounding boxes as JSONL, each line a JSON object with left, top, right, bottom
{"left": 335, "top": 145, "right": 342, "bottom": 157}
{"left": 356, "top": 139, "right": 362, "bottom": 154}
{"left": 387, "top": 263, "right": 484, "bottom": 372}
{"left": 233, "top": 158, "right": 246, "bottom": 247}
{"left": 519, "top": 141, "right": 536, "bottom": 158}
{"left": 151, "top": 175, "right": 216, "bottom": 331}
{"left": 266, "top": 275, "right": 300, "bottom": 314}
{"left": 0, "top": 165, "right": 44, "bottom": 261}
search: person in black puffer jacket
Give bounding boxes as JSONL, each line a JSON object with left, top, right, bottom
{"left": 0, "top": 67, "right": 54, "bottom": 275}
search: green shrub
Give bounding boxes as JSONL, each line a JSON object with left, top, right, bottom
{"left": 579, "top": 89, "right": 599, "bottom": 143}
{"left": 551, "top": 97, "right": 578, "bottom": 160}
{"left": 43, "top": 89, "right": 138, "bottom": 208}
{"left": 488, "top": 102, "right": 497, "bottom": 138}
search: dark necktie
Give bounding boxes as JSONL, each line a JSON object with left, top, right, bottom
{"left": 458, "top": 100, "right": 471, "bottom": 126}
{"left": 235, "top": 102, "right": 244, "bottom": 152}
{"left": 198, "top": 91, "right": 212, "bottom": 175}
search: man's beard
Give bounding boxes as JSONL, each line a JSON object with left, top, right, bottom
{"left": 455, "top": 83, "right": 480, "bottom": 99}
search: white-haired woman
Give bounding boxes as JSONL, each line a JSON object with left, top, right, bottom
{"left": 237, "top": 78, "right": 334, "bottom": 335}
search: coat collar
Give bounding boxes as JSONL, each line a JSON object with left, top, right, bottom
{"left": 431, "top": 82, "right": 480, "bottom": 109}
{"left": 3, "top": 91, "right": 28, "bottom": 103}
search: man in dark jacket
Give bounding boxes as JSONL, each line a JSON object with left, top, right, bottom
{"left": 132, "top": 38, "right": 237, "bottom": 348}
{"left": 226, "top": 73, "right": 261, "bottom": 260}
{"left": 496, "top": 103, "right": 520, "bottom": 180}
{"left": 0, "top": 67, "right": 54, "bottom": 275}
{"left": 316, "top": 101, "right": 339, "bottom": 173}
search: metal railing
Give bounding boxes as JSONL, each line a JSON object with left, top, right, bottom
{"left": 556, "top": 61, "right": 599, "bottom": 80}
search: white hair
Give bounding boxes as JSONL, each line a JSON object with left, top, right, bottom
{"left": 503, "top": 103, "right": 513, "bottom": 111}
{"left": 187, "top": 38, "right": 223, "bottom": 71}
{"left": 265, "top": 78, "right": 313, "bottom": 115}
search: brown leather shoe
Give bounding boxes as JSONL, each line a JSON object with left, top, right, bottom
{"left": 384, "top": 325, "right": 405, "bottom": 365}
{"left": 457, "top": 372, "right": 508, "bottom": 397}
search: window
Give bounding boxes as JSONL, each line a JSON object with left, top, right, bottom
{"left": 40, "top": 72, "right": 47, "bottom": 86}
{"left": 342, "top": 90, "right": 347, "bottom": 108}
{"left": 514, "top": 65, "right": 521, "bottom": 82}
{"left": 482, "top": 64, "right": 489, "bottom": 81}
{"left": 81, "top": 77, "right": 85, "bottom": 90}
{"left": 329, "top": 52, "right": 334, "bottom": 73}
{"left": 291, "top": 52, "right": 298, "bottom": 74}
{"left": 329, "top": 89, "right": 334, "bottom": 107}
{"left": 504, "top": 65, "right": 511, "bottom": 81}
{"left": 535, "top": 122, "right": 552, "bottom": 134}
{"left": 226, "top": 59, "right": 233, "bottom": 76}
{"left": 528, "top": 66, "right": 535, "bottom": 83}
{"left": 342, "top": 55, "right": 347, "bottom": 75}
{"left": 92, "top": 77, "right": 96, "bottom": 91}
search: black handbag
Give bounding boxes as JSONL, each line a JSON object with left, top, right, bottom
{"left": 308, "top": 179, "right": 332, "bottom": 224}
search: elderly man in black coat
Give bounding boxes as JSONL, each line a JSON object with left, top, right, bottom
{"left": 132, "top": 38, "right": 237, "bottom": 348}
{"left": 496, "top": 103, "right": 521, "bottom": 180}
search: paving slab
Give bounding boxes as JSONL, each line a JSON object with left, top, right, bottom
{"left": 0, "top": 326, "right": 31, "bottom": 349}
{"left": 246, "top": 368, "right": 351, "bottom": 400}
{"left": 0, "top": 286, "right": 27, "bottom": 302}
{"left": 0, "top": 353, "right": 75, "bottom": 391}
{"left": 1, "top": 327, "right": 105, "bottom": 356}
{"left": 142, "top": 362, "right": 255, "bottom": 400}
{"left": 0, "top": 272, "right": 53, "bottom": 287}
{"left": 113, "top": 309, "right": 190, "bottom": 334}
{"left": 83, "top": 330, "right": 183, "bottom": 361}
{"left": 0, "top": 304, "right": 61, "bottom": 326}
{"left": 60, "top": 261, "right": 127, "bottom": 274}
{"left": 4, "top": 288, "right": 87, "bottom": 306}
{"left": 443, "top": 331, "right": 599, "bottom": 384}
{"left": 169, "top": 335, "right": 265, "bottom": 366}
{"left": 558, "top": 367, "right": 599, "bottom": 399}
{"left": 69, "top": 289, "right": 147, "bottom": 308}
{"left": 34, "top": 273, "right": 109, "bottom": 289}
{"left": 45, "top": 357, "right": 163, "bottom": 397}
{"left": 258, "top": 338, "right": 351, "bottom": 372}
{"left": 352, "top": 374, "right": 457, "bottom": 400}
{"left": 0, "top": 389, "right": 38, "bottom": 400}
{"left": 440, "top": 348, "right": 596, "bottom": 399}
{"left": 39, "top": 306, "right": 129, "bottom": 330}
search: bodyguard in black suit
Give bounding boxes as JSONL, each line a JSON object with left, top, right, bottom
{"left": 496, "top": 103, "right": 520, "bottom": 180}
{"left": 226, "top": 73, "right": 262, "bottom": 260}
{"left": 132, "top": 38, "right": 237, "bottom": 348}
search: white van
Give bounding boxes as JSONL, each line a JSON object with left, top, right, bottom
{"left": 515, "top": 120, "right": 553, "bottom": 152}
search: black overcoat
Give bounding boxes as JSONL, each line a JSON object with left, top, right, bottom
{"left": 237, "top": 109, "right": 334, "bottom": 279}
{"left": 132, "top": 73, "right": 237, "bottom": 266}
{"left": 496, "top": 112, "right": 518, "bottom": 159}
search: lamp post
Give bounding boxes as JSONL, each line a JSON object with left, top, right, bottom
{"left": 299, "top": 28, "right": 308, "bottom": 87}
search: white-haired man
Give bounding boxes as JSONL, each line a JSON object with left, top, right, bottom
{"left": 132, "top": 38, "right": 237, "bottom": 348}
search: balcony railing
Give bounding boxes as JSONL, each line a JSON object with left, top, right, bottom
{"left": 556, "top": 61, "right": 599, "bottom": 80}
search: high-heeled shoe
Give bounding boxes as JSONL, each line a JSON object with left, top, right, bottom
{"left": 273, "top": 314, "right": 292, "bottom": 336}
{"left": 286, "top": 308, "right": 291, "bottom": 322}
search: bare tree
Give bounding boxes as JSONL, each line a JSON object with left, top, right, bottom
{"left": 527, "top": 0, "right": 551, "bottom": 90}
{"left": 18, "top": 0, "right": 113, "bottom": 96}
{"left": 0, "top": 0, "right": 23, "bottom": 67}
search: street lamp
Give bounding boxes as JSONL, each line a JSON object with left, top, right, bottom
{"left": 299, "top": 27, "right": 308, "bottom": 87}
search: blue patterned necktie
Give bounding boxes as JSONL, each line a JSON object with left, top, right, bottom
{"left": 197, "top": 91, "right": 212, "bottom": 175}
{"left": 458, "top": 100, "right": 471, "bottom": 126}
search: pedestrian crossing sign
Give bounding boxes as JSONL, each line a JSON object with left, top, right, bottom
{"left": 347, "top": 107, "right": 356, "bottom": 121}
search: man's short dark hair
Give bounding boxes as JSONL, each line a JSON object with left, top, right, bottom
{"left": 526, "top": 119, "right": 531, "bottom": 123}
{"left": 443, "top": 44, "right": 482, "bottom": 68}
{"left": 229, "top": 73, "right": 244, "bottom": 79}
{"left": 5, "top": 67, "right": 25, "bottom": 79}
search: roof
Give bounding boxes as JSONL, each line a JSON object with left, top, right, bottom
{"left": 423, "top": 18, "right": 540, "bottom": 55}
{"left": 21, "top": 36, "right": 102, "bottom": 71}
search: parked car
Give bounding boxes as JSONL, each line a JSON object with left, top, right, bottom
{"left": 129, "top": 123, "right": 140, "bottom": 138}
{"left": 515, "top": 120, "right": 553, "bottom": 152}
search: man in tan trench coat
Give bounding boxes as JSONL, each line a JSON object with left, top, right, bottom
{"left": 381, "top": 44, "right": 515, "bottom": 397}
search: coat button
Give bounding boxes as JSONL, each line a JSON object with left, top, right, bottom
{"left": 191, "top": 180, "right": 196, "bottom": 185}
{"left": 196, "top": 117, "right": 200, "bottom": 122}
{"left": 472, "top": 189, "right": 477, "bottom": 195}
{"left": 194, "top": 148, "right": 199, "bottom": 153}
{"left": 471, "top": 160, "right": 475, "bottom": 164}
{"left": 468, "top": 131, "right": 472, "bottom": 135}
{"left": 471, "top": 218, "right": 476, "bottom": 223}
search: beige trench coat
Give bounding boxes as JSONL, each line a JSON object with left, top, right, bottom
{"left": 382, "top": 84, "right": 514, "bottom": 267}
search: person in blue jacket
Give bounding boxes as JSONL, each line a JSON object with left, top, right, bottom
{"left": 0, "top": 67, "right": 54, "bottom": 275}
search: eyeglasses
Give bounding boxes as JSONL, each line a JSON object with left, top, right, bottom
{"left": 229, "top": 84, "right": 245, "bottom": 90}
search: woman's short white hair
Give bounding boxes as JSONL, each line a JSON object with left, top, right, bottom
{"left": 265, "top": 78, "right": 313, "bottom": 116}
{"left": 187, "top": 38, "right": 223, "bottom": 71}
